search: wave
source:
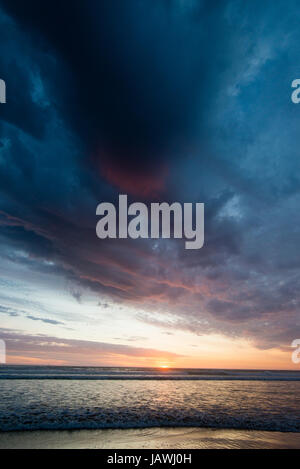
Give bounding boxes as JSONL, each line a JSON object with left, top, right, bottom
{"left": 1, "top": 366, "right": 300, "bottom": 381}
{"left": 1, "top": 375, "right": 300, "bottom": 433}
{"left": 2, "top": 412, "right": 300, "bottom": 433}
{"left": 2, "top": 375, "right": 300, "bottom": 381}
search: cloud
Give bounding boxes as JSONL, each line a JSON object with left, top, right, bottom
{"left": 0, "top": 328, "right": 182, "bottom": 364}
{"left": 69, "top": 286, "right": 83, "bottom": 304}
{"left": 0, "top": 0, "right": 299, "bottom": 356}
{"left": 0, "top": 305, "right": 65, "bottom": 326}
{"left": 26, "top": 315, "right": 64, "bottom": 326}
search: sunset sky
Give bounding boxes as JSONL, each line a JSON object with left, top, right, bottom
{"left": 1, "top": 0, "right": 300, "bottom": 369}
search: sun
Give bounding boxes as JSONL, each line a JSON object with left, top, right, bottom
{"left": 159, "top": 365, "right": 169, "bottom": 369}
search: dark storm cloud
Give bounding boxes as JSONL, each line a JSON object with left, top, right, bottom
{"left": 0, "top": 0, "right": 300, "bottom": 352}
{"left": 0, "top": 0, "right": 230, "bottom": 184}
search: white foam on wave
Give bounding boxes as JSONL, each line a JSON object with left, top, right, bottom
{"left": 1, "top": 366, "right": 300, "bottom": 381}
{"left": 1, "top": 368, "right": 300, "bottom": 433}
{"left": 2, "top": 411, "right": 300, "bottom": 433}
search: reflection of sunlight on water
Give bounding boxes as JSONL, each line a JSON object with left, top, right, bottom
{"left": 2, "top": 427, "right": 300, "bottom": 449}
{"left": 1, "top": 379, "right": 300, "bottom": 432}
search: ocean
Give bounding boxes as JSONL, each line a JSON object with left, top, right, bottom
{"left": 1, "top": 366, "right": 300, "bottom": 433}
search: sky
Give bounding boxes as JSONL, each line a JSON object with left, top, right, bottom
{"left": 0, "top": 0, "right": 300, "bottom": 369}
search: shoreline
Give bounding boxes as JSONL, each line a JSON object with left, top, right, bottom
{"left": 1, "top": 427, "right": 300, "bottom": 449}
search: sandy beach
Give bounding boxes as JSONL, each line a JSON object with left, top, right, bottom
{"left": 1, "top": 427, "right": 300, "bottom": 449}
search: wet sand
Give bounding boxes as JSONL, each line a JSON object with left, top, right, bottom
{"left": 0, "top": 427, "right": 300, "bottom": 449}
